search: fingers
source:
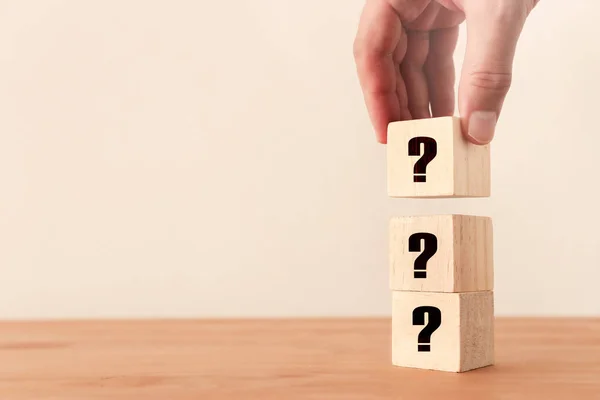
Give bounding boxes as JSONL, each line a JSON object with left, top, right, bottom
{"left": 458, "top": 1, "right": 531, "bottom": 144}
{"left": 395, "top": 47, "right": 412, "bottom": 122}
{"left": 425, "top": 26, "right": 459, "bottom": 117}
{"left": 401, "top": 31, "right": 431, "bottom": 119}
{"left": 354, "top": 1, "right": 407, "bottom": 143}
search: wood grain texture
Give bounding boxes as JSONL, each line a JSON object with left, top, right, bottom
{"left": 390, "top": 215, "right": 493, "bottom": 293}
{"left": 1, "top": 318, "right": 599, "bottom": 399}
{"left": 392, "top": 291, "right": 494, "bottom": 372}
{"left": 387, "top": 116, "right": 491, "bottom": 198}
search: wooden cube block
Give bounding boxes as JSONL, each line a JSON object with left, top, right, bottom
{"left": 392, "top": 291, "right": 494, "bottom": 372}
{"left": 387, "top": 116, "right": 490, "bottom": 198}
{"left": 389, "top": 214, "right": 493, "bottom": 293}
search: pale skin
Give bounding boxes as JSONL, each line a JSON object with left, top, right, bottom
{"left": 353, "top": 0, "right": 540, "bottom": 145}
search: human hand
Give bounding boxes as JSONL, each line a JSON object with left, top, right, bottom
{"left": 353, "top": 0, "right": 539, "bottom": 145}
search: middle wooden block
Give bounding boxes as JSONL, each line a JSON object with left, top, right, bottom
{"left": 390, "top": 214, "right": 493, "bottom": 293}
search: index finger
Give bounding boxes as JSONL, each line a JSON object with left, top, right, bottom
{"left": 353, "top": 1, "right": 409, "bottom": 143}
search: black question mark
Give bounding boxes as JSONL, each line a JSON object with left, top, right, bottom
{"left": 408, "top": 137, "right": 438, "bottom": 183}
{"left": 409, "top": 233, "right": 438, "bottom": 279}
{"left": 412, "top": 306, "right": 442, "bottom": 352}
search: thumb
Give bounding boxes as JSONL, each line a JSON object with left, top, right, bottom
{"left": 458, "top": 1, "right": 530, "bottom": 145}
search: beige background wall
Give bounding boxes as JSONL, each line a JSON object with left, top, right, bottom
{"left": 0, "top": 1, "right": 597, "bottom": 318}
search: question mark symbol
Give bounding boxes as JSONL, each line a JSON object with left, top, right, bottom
{"left": 412, "top": 306, "right": 442, "bottom": 352}
{"left": 408, "top": 137, "right": 438, "bottom": 183}
{"left": 409, "top": 233, "right": 438, "bottom": 279}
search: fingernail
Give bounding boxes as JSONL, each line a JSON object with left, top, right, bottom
{"left": 468, "top": 111, "right": 497, "bottom": 144}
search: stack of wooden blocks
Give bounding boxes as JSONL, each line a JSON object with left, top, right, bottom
{"left": 387, "top": 116, "right": 494, "bottom": 373}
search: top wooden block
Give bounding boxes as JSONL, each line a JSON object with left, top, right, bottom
{"left": 387, "top": 117, "right": 490, "bottom": 198}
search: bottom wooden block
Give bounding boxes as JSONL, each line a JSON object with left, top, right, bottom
{"left": 392, "top": 291, "right": 494, "bottom": 372}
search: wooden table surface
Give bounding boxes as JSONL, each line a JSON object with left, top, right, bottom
{"left": 1, "top": 318, "right": 599, "bottom": 399}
